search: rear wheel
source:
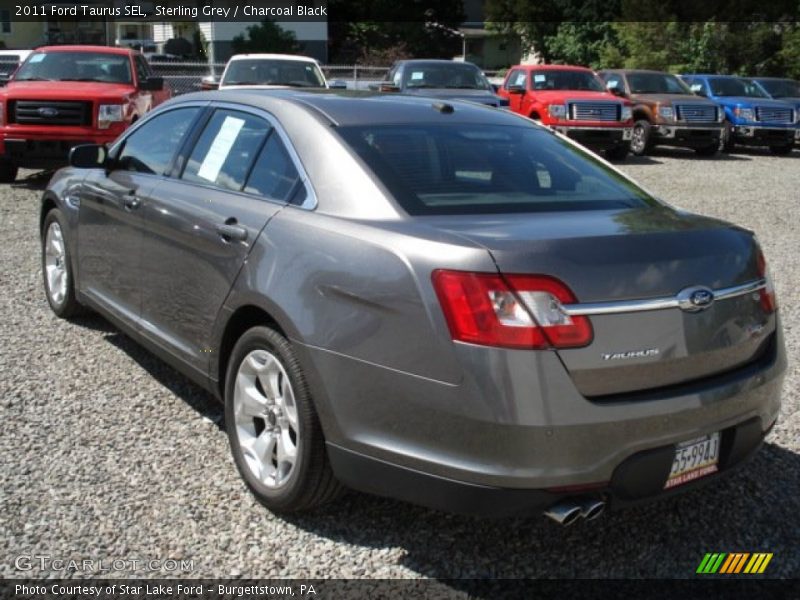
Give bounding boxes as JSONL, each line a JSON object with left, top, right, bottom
{"left": 41, "top": 209, "right": 85, "bottom": 318}
{"left": 604, "top": 142, "right": 630, "bottom": 161}
{"left": 630, "top": 120, "right": 652, "bottom": 156}
{"left": 224, "top": 325, "right": 342, "bottom": 512}
{"left": 769, "top": 143, "right": 794, "bottom": 156}
{"left": 0, "top": 159, "right": 18, "bottom": 183}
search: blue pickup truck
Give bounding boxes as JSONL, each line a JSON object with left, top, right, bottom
{"left": 679, "top": 74, "right": 797, "bottom": 154}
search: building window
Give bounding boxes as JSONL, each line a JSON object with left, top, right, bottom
{"left": 0, "top": 10, "right": 11, "bottom": 34}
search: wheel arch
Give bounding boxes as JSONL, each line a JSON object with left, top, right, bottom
{"left": 40, "top": 193, "right": 58, "bottom": 235}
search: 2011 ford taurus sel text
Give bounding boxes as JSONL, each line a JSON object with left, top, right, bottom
{"left": 40, "top": 91, "right": 785, "bottom": 524}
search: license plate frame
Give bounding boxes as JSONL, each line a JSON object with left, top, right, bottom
{"left": 665, "top": 432, "right": 720, "bottom": 489}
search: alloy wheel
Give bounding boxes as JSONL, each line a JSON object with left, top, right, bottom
{"left": 233, "top": 349, "right": 300, "bottom": 488}
{"left": 44, "top": 222, "right": 67, "bottom": 306}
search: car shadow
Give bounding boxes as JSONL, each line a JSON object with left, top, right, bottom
{"left": 618, "top": 155, "right": 662, "bottom": 165}
{"left": 727, "top": 147, "right": 800, "bottom": 159}
{"left": 89, "top": 318, "right": 798, "bottom": 580}
{"left": 646, "top": 147, "right": 752, "bottom": 161}
{"left": 11, "top": 169, "right": 53, "bottom": 190}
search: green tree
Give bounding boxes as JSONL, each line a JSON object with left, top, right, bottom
{"left": 231, "top": 20, "right": 300, "bottom": 55}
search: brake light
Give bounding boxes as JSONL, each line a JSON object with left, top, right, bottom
{"left": 431, "top": 270, "right": 593, "bottom": 349}
{"left": 756, "top": 249, "right": 777, "bottom": 314}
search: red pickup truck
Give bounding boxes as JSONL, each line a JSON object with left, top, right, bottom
{"left": 0, "top": 46, "right": 171, "bottom": 182}
{"left": 497, "top": 64, "right": 634, "bottom": 160}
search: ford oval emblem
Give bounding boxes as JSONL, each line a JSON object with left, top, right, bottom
{"left": 38, "top": 107, "right": 59, "bottom": 117}
{"left": 677, "top": 286, "right": 715, "bottom": 312}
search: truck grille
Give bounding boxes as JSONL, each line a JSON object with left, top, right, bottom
{"left": 10, "top": 100, "right": 92, "bottom": 126}
{"left": 755, "top": 106, "right": 793, "bottom": 124}
{"left": 569, "top": 102, "right": 620, "bottom": 121}
{"left": 675, "top": 104, "right": 716, "bottom": 123}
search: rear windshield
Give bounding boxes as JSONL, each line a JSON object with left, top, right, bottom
{"left": 15, "top": 52, "right": 132, "bottom": 84}
{"left": 337, "top": 123, "right": 657, "bottom": 215}
{"left": 222, "top": 59, "right": 325, "bottom": 87}
{"left": 531, "top": 70, "right": 605, "bottom": 92}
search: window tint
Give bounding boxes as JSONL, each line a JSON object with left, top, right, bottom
{"left": 117, "top": 107, "right": 199, "bottom": 175}
{"left": 244, "top": 132, "right": 303, "bottom": 202}
{"left": 337, "top": 124, "right": 657, "bottom": 216}
{"left": 183, "top": 110, "right": 269, "bottom": 192}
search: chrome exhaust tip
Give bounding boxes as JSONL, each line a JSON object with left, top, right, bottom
{"left": 543, "top": 502, "right": 582, "bottom": 526}
{"left": 580, "top": 498, "right": 606, "bottom": 521}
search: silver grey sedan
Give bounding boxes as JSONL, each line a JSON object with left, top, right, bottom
{"left": 40, "top": 90, "right": 785, "bottom": 525}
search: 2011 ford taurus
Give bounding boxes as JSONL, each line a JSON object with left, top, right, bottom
{"left": 40, "top": 90, "right": 785, "bottom": 524}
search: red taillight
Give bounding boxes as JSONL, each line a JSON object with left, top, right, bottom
{"left": 757, "top": 249, "right": 777, "bottom": 314}
{"left": 431, "top": 270, "right": 593, "bottom": 350}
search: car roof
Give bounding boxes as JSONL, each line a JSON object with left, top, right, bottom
{"left": 682, "top": 74, "right": 745, "bottom": 79}
{"left": 34, "top": 45, "right": 136, "bottom": 55}
{"left": 600, "top": 69, "right": 672, "bottom": 75}
{"left": 174, "top": 89, "right": 524, "bottom": 127}
{"left": 751, "top": 76, "right": 796, "bottom": 82}
{"left": 228, "top": 53, "right": 319, "bottom": 63}
{"left": 397, "top": 59, "right": 479, "bottom": 67}
{"left": 512, "top": 64, "right": 594, "bottom": 72}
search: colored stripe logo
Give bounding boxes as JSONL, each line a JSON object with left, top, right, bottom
{"left": 697, "top": 553, "right": 773, "bottom": 574}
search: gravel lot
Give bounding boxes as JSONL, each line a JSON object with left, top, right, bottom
{"left": 0, "top": 147, "right": 798, "bottom": 581}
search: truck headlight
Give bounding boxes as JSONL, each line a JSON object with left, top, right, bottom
{"left": 734, "top": 107, "right": 754, "bottom": 122}
{"left": 98, "top": 104, "right": 124, "bottom": 129}
{"left": 548, "top": 104, "right": 567, "bottom": 120}
{"left": 658, "top": 106, "right": 673, "bottom": 121}
{"left": 621, "top": 106, "right": 632, "bottom": 121}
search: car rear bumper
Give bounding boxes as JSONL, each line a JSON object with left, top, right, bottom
{"left": 651, "top": 124, "right": 722, "bottom": 147}
{"left": 302, "top": 321, "right": 785, "bottom": 516}
{"left": 732, "top": 125, "right": 795, "bottom": 146}
{"left": 553, "top": 125, "right": 633, "bottom": 149}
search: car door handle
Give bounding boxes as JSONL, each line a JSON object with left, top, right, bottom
{"left": 216, "top": 222, "right": 248, "bottom": 242}
{"left": 123, "top": 196, "right": 141, "bottom": 211}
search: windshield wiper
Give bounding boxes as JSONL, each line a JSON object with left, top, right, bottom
{"left": 14, "top": 77, "right": 54, "bottom": 82}
{"left": 443, "top": 85, "right": 482, "bottom": 89}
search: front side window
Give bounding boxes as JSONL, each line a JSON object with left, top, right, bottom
{"left": 183, "top": 109, "right": 270, "bottom": 192}
{"left": 708, "top": 77, "right": 768, "bottom": 98}
{"left": 15, "top": 51, "right": 132, "bottom": 83}
{"left": 221, "top": 59, "right": 325, "bottom": 88}
{"left": 602, "top": 73, "right": 623, "bottom": 91}
{"left": 134, "top": 55, "right": 151, "bottom": 84}
{"left": 505, "top": 69, "right": 526, "bottom": 89}
{"left": 337, "top": 124, "right": 657, "bottom": 216}
{"left": 117, "top": 107, "right": 200, "bottom": 175}
{"left": 530, "top": 70, "right": 605, "bottom": 92}
{"left": 627, "top": 73, "right": 691, "bottom": 95}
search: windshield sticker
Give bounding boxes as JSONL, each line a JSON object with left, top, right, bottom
{"left": 28, "top": 54, "right": 45, "bottom": 63}
{"left": 533, "top": 74, "right": 546, "bottom": 83}
{"left": 410, "top": 71, "right": 424, "bottom": 80}
{"left": 197, "top": 116, "right": 245, "bottom": 182}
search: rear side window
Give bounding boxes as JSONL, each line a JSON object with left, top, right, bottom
{"left": 182, "top": 109, "right": 269, "bottom": 192}
{"left": 337, "top": 124, "right": 657, "bottom": 215}
{"left": 243, "top": 133, "right": 304, "bottom": 202}
{"left": 118, "top": 107, "right": 200, "bottom": 175}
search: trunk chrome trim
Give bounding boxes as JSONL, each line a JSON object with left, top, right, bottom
{"left": 563, "top": 279, "right": 766, "bottom": 316}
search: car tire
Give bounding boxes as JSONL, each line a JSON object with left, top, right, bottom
{"left": 604, "top": 142, "right": 630, "bottom": 161}
{"left": 769, "top": 143, "right": 794, "bottom": 156}
{"left": 695, "top": 142, "right": 720, "bottom": 157}
{"left": 0, "top": 160, "right": 18, "bottom": 183}
{"left": 224, "top": 325, "right": 343, "bottom": 513}
{"left": 630, "top": 120, "right": 651, "bottom": 156}
{"left": 41, "top": 209, "right": 86, "bottom": 319}
{"left": 720, "top": 121, "right": 735, "bottom": 152}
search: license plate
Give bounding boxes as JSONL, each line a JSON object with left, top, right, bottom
{"left": 665, "top": 432, "right": 720, "bottom": 489}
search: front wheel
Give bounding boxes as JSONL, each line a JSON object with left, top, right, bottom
{"left": 224, "top": 325, "right": 342, "bottom": 513}
{"left": 769, "top": 143, "right": 794, "bottom": 156}
{"left": 630, "top": 120, "right": 651, "bottom": 156}
{"left": 604, "top": 142, "right": 630, "bottom": 161}
{"left": 41, "top": 209, "right": 85, "bottom": 318}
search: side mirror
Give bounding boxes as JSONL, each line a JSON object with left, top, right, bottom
{"left": 200, "top": 75, "right": 220, "bottom": 91}
{"left": 606, "top": 81, "right": 625, "bottom": 97}
{"left": 379, "top": 83, "right": 401, "bottom": 93}
{"left": 328, "top": 79, "right": 347, "bottom": 90}
{"left": 690, "top": 84, "right": 707, "bottom": 97}
{"left": 507, "top": 84, "right": 525, "bottom": 94}
{"left": 140, "top": 76, "right": 164, "bottom": 91}
{"left": 69, "top": 144, "right": 107, "bottom": 169}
